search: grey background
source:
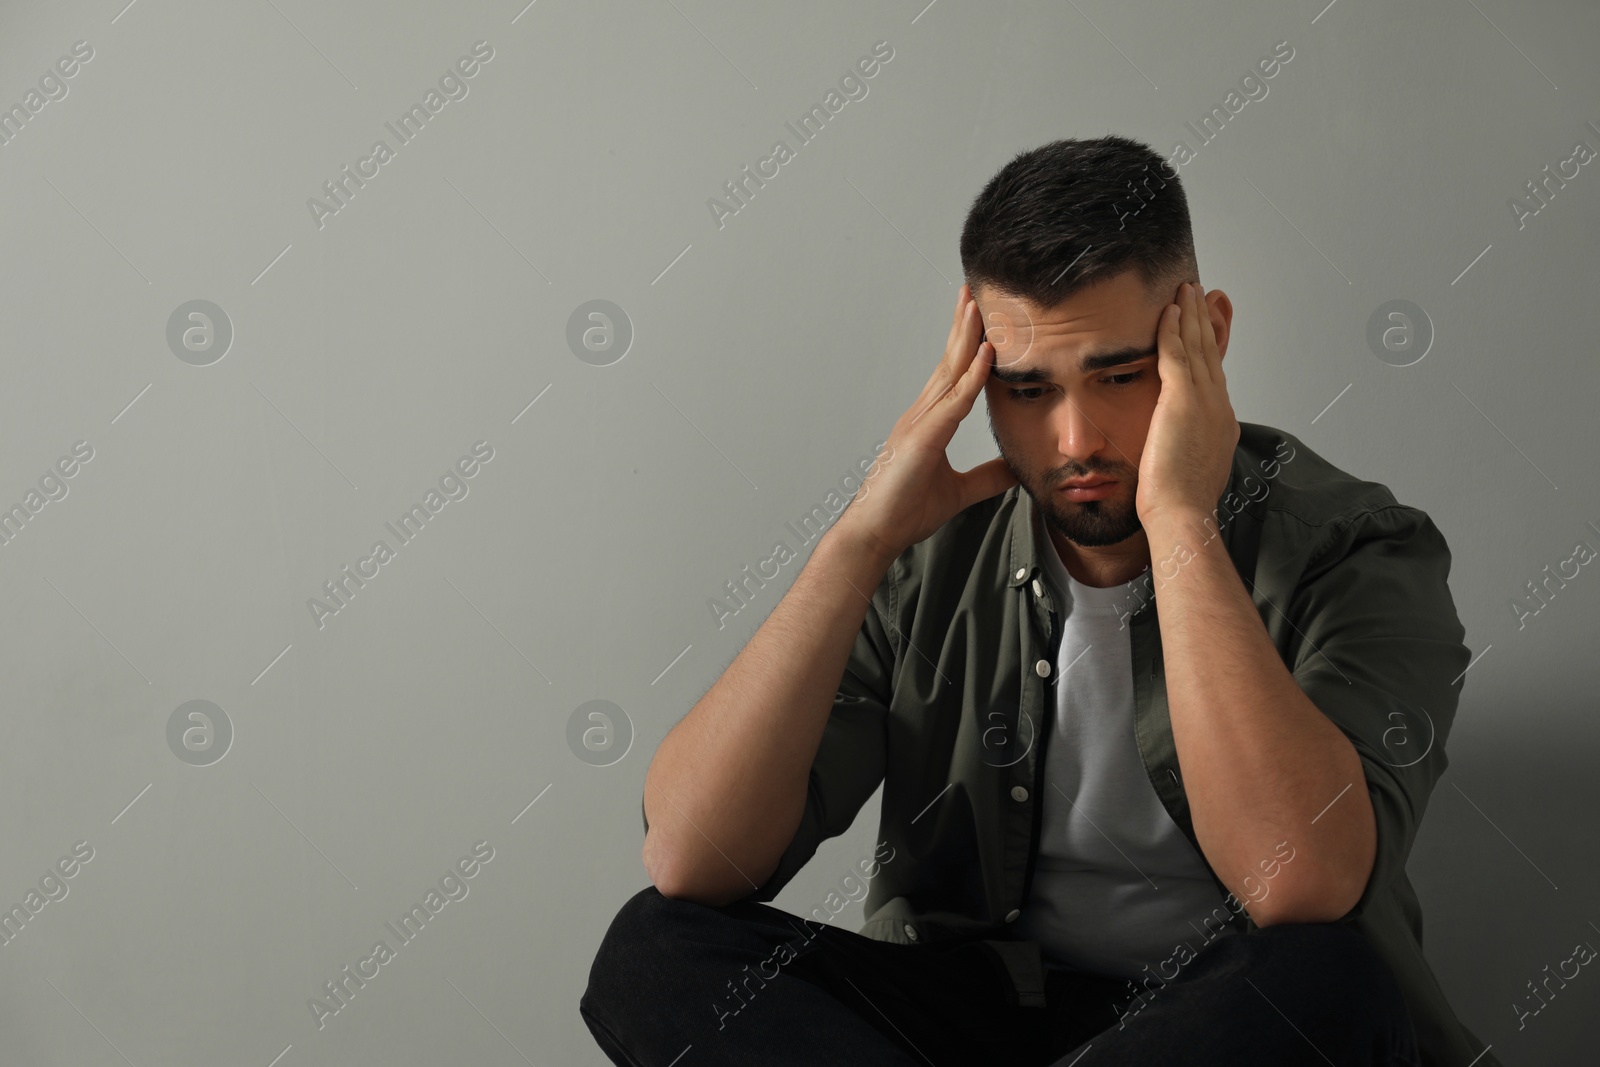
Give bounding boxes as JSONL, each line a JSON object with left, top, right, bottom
{"left": 0, "top": 0, "right": 1595, "bottom": 1063}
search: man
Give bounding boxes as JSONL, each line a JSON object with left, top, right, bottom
{"left": 581, "top": 135, "right": 1499, "bottom": 1066}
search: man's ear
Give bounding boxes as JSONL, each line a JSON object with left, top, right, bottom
{"left": 1205, "top": 289, "right": 1234, "bottom": 361}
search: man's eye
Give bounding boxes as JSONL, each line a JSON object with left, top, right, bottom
{"left": 1008, "top": 370, "right": 1144, "bottom": 403}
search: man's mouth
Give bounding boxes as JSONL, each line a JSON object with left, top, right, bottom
{"left": 1059, "top": 479, "right": 1117, "bottom": 500}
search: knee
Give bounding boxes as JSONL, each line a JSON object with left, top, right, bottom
{"left": 587, "top": 886, "right": 683, "bottom": 979}
{"left": 604, "top": 884, "right": 685, "bottom": 941}
{"left": 1249, "top": 923, "right": 1417, "bottom": 1052}
{"left": 582, "top": 885, "right": 706, "bottom": 1013}
{"left": 1253, "top": 923, "right": 1406, "bottom": 1007}
{"left": 1256, "top": 922, "right": 1384, "bottom": 973}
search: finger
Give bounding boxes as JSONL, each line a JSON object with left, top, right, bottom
{"left": 1196, "top": 284, "right": 1223, "bottom": 382}
{"left": 945, "top": 291, "right": 967, "bottom": 355}
{"left": 1178, "top": 282, "right": 1206, "bottom": 384}
{"left": 938, "top": 287, "right": 973, "bottom": 370}
{"left": 1155, "top": 298, "right": 1187, "bottom": 387}
{"left": 951, "top": 339, "right": 997, "bottom": 409}
{"left": 937, "top": 336, "right": 996, "bottom": 421}
{"left": 1186, "top": 283, "right": 1220, "bottom": 387}
{"left": 912, "top": 301, "right": 986, "bottom": 429}
{"left": 954, "top": 283, "right": 975, "bottom": 336}
{"left": 946, "top": 297, "right": 986, "bottom": 377}
{"left": 927, "top": 295, "right": 977, "bottom": 407}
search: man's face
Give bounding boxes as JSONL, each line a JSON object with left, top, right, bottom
{"left": 978, "top": 268, "right": 1172, "bottom": 551}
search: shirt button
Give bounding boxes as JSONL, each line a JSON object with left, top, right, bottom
{"left": 903, "top": 924, "right": 919, "bottom": 941}
{"left": 1035, "top": 659, "right": 1052, "bottom": 678}
{"left": 1010, "top": 786, "right": 1029, "bottom": 802}
{"left": 1015, "top": 567, "right": 1027, "bottom": 580}
{"left": 1005, "top": 909, "right": 1021, "bottom": 923}
{"left": 1032, "top": 578, "right": 1045, "bottom": 598}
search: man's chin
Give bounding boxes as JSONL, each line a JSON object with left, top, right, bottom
{"left": 1037, "top": 494, "right": 1143, "bottom": 548}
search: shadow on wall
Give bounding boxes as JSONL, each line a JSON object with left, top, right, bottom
{"left": 1411, "top": 711, "right": 1599, "bottom": 1065}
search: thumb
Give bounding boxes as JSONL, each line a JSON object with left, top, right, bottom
{"left": 955, "top": 456, "right": 1020, "bottom": 511}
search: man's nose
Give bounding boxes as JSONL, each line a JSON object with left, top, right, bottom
{"left": 1055, "top": 394, "right": 1107, "bottom": 459}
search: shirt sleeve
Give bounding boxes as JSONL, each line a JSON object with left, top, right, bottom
{"left": 1284, "top": 504, "right": 1472, "bottom": 924}
{"left": 740, "top": 555, "right": 902, "bottom": 903}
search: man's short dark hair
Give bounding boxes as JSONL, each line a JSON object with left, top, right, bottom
{"left": 959, "top": 134, "right": 1197, "bottom": 311}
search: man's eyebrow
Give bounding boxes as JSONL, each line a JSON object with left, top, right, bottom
{"left": 986, "top": 344, "right": 1158, "bottom": 384}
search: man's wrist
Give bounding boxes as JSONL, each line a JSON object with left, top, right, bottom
{"left": 1143, "top": 507, "right": 1227, "bottom": 560}
{"left": 822, "top": 514, "right": 901, "bottom": 574}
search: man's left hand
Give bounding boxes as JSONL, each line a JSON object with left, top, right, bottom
{"left": 1135, "top": 282, "right": 1240, "bottom": 528}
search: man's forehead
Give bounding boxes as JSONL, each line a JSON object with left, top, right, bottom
{"left": 974, "top": 288, "right": 1160, "bottom": 377}
{"left": 986, "top": 341, "right": 1158, "bottom": 382}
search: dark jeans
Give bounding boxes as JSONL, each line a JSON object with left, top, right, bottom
{"left": 580, "top": 885, "right": 1420, "bottom": 1067}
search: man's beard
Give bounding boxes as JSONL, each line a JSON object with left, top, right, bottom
{"left": 991, "top": 427, "right": 1142, "bottom": 548}
{"left": 1038, "top": 485, "right": 1142, "bottom": 548}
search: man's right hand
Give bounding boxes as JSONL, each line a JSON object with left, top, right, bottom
{"left": 836, "top": 282, "right": 1020, "bottom": 565}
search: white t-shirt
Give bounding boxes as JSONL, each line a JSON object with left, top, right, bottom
{"left": 1011, "top": 509, "right": 1238, "bottom": 980}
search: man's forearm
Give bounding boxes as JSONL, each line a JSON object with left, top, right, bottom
{"left": 1145, "top": 510, "right": 1375, "bottom": 925}
{"left": 642, "top": 515, "right": 897, "bottom": 905}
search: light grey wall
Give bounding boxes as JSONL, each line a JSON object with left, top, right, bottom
{"left": 0, "top": 0, "right": 1595, "bottom": 1063}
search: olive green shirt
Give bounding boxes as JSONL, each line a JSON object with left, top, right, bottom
{"left": 649, "top": 421, "right": 1497, "bottom": 1067}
